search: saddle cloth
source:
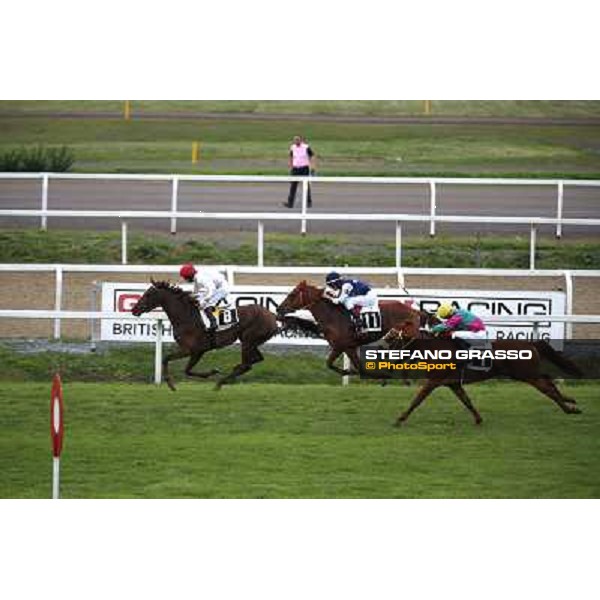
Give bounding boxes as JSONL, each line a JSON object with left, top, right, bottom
{"left": 200, "top": 307, "right": 238, "bottom": 331}
{"left": 359, "top": 308, "right": 382, "bottom": 333}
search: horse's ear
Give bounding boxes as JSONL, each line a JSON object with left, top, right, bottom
{"left": 150, "top": 278, "right": 156, "bottom": 286}
{"left": 299, "top": 280, "right": 307, "bottom": 289}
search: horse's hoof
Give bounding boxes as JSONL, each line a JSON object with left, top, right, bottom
{"left": 475, "top": 418, "right": 483, "bottom": 425}
{"left": 569, "top": 407, "right": 582, "bottom": 414}
{"left": 393, "top": 418, "right": 404, "bottom": 427}
{"left": 214, "top": 380, "right": 224, "bottom": 391}
{"left": 167, "top": 381, "right": 177, "bottom": 392}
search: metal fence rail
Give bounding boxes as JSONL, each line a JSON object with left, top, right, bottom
{"left": 2, "top": 172, "right": 599, "bottom": 267}
{"left": 2, "top": 208, "right": 599, "bottom": 270}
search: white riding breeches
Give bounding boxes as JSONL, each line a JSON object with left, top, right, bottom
{"left": 196, "top": 284, "right": 230, "bottom": 309}
{"left": 452, "top": 330, "right": 487, "bottom": 341}
{"left": 343, "top": 290, "right": 378, "bottom": 311}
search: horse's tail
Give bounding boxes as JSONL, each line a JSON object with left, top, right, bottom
{"left": 534, "top": 340, "right": 583, "bottom": 378}
{"left": 278, "top": 315, "right": 323, "bottom": 338}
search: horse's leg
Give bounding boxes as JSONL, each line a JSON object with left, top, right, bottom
{"left": 448, "top": 383, "right": 483, "bottom": 425}
{"left": 525, "top": 377, "right": 582, "bottom": 414}
{"left": 249, "top": 347, "right": 264, "bottom": 364}
{"left": 214, "top": 344, "right": 254, "bottom": 390}
{"left": 162, "top": 347, "right": 191, "bottom": 392}
{"left": 395, "top": 379, "right": 440, "bottom": 426}
{"left": 326, "top": 347, "right": 353, "bottom": 376}
{"left": 542, "top": 376, "right": 577, "bottom": 404}
{"left": 184, "top": 350, "right": 220, "bottom": 380}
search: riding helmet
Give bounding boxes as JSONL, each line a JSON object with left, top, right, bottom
{"left": 326, "top": 271, "right": 341, "bottom": 284}
{"left": 179, "top": 263, "right": 197, "bottom": 280}
{"left": 437, "top": 303, "right": 455, "bottom": 319}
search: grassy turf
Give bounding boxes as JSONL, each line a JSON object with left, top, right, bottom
{"left": 2, "top": 100, "right": 600, "bottom": 118}
{"left": 0, "top": 229, "right": 597, "bottom": 269}
{"left": 1, "top": 114, "right": 599, "bottom": 177}
{"left": 1, "top": 380, "right": 598, "bottom": 498}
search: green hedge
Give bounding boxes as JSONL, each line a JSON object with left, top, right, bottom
{"left": 0, "top": 145, "right": 74, "bottom": 172}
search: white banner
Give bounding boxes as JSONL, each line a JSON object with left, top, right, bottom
{"left": 100, "top": 283, "right": 565, "bottom": 344}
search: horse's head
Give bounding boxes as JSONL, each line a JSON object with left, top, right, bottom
{"left": 375, "top": 321, "right": 418, "bottom": 350}
{"left": 131, "top": 280, "right": 164, "bottom": 316}
{"left": 276, "top": 280, "right": 321, "bottom": 318}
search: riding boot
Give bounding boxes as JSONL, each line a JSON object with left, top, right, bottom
{"left": 350, "top": 307, "right": 363, "bottom": 334}
{"left": 205, "top": 307, "right": 218, "bottom": 348}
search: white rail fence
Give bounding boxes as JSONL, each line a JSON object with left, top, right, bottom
{"left": 2, "top": 263, "right": 600, "bottom": 341}
{"left": 1, "top": 174, "right": 599, "bottom": 269}
{"left": 0, "top": 310, "right": 598, "bottom": 385}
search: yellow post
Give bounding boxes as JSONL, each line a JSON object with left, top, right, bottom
{"left": 124, "top": 100, "right": 131, "bottom": 120}
{"left": 192, "top": 141, "right": 200, "bottom": 164}
{"left": 424, "top": 100, "right": 431, "bottom": 115}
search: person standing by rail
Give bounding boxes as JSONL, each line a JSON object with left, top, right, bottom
{"left": 282, "top": 135, "right": 316, "bottom": 208}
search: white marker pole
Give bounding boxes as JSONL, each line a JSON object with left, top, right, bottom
{"left": 50, "top": 373, "right": 64, "bottom": 499}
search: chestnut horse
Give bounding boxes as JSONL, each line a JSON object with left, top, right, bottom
{"left": 379, "top": 326, "right": 583, "bottom": 426}
{"left": 131, "top": 280, "right": 278, "bottom": 390}
{"left": 276, "top": 280, "right": 420, "bottom": 376}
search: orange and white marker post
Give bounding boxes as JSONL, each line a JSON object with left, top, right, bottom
{"left": 50, "top": 373, "right": 64, "bottom": 499}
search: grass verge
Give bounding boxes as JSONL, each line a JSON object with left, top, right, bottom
{"left": 0, "top": 229, "right": 597, "bottom": 269}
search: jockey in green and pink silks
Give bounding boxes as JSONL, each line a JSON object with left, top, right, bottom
{"left": 431, "top": 303, "right": 487, "bottom": 342}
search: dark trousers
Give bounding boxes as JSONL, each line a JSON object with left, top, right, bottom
{"left": 287, "top": 166, "right": 312, "bottom": 207}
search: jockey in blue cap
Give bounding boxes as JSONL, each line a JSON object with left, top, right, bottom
{"left": 324, "top": 271, "right": 379, "bottom": 329}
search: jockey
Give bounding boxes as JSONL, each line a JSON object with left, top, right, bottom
{"left": 431, "top": 302, "right": 487, "bottom": 346}
{"left": 324, "top": 271, "right": 378, "bottom": 329}
{"left": 179, "top": 263, "right": 230, "bottom": 332}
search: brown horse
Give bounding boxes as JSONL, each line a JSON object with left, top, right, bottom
{"left": 276, "top": 280, "right": 420, "bottom": 376}
{"left": 378, "top": 326, "right": 583, "bottom": 426}
{"left": 131, "top": 280, "right": 278, "bottom": 390}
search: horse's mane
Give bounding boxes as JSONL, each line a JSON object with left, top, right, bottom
{"left": 150, "top": 279, "right": 199, "bottom": 308}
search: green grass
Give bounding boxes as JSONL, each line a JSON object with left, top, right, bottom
{"left": 1, "top": 113, "right": 599, "bottom": 176}
{"left": 0, "top": 229, "right": 597, "bottom": 269}
{"left": 1, "top": 380, "right": 598, "bottom": 498}
{"left": 2, "top": 100, "right": 600, "bottom": 118}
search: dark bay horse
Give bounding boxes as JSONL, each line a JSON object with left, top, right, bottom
{"left": 276, "top": 280, "right": 420, "bottom": 376}
{"left": 131, "top": 280, "right": 278, "bottom": 390}
{"left": 379, "top": 326, "right": 583, "bottom": 426}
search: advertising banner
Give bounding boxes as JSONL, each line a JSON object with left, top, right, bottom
{"left": 100, "top": 283, "right": 565, "bottom": 344}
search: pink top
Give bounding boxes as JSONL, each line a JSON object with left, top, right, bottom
{"left": 290, "top": 143, "right": 311, "bottom": 168}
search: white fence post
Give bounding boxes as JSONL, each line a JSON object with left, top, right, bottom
{"left": 41, "top": 173, "right": 49, "bottom": 230}
{"left": 564, "top": 270, "right": 573, "bottom": 340}
{"left": 556, "top": 180, "right": 564, "bottom": 239}
{"left": 429, "top": 180, "right": 436, "bottom": 237}
{"left": 170, "top": 177, "right": 179, "bottom": 235}
{"left": 154, "top": 319, "right": 163, "bottom": 384}
{"left": 54, "top": 266, "right": 63, "bottom": 340}
{"left": 121, "top": 221, "right": 128, "bottom": 265}
{"left": 257, "top": 220, "right": 264, "bottom": 267}
{"left": 395, "top": 221, "right": 402, "bottom": 268}
{"left": 342, "top": 354, "right": 350, "bottom": 386}
{"left": 529, "top": 223, "right": 537, "bottom": 270}
{"left": 301, "top": 178, "right": 308, "bottom": 236}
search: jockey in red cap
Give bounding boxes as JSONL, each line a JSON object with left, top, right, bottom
{"left": 179, "top": 263, "right": 230, "bottom": 332}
